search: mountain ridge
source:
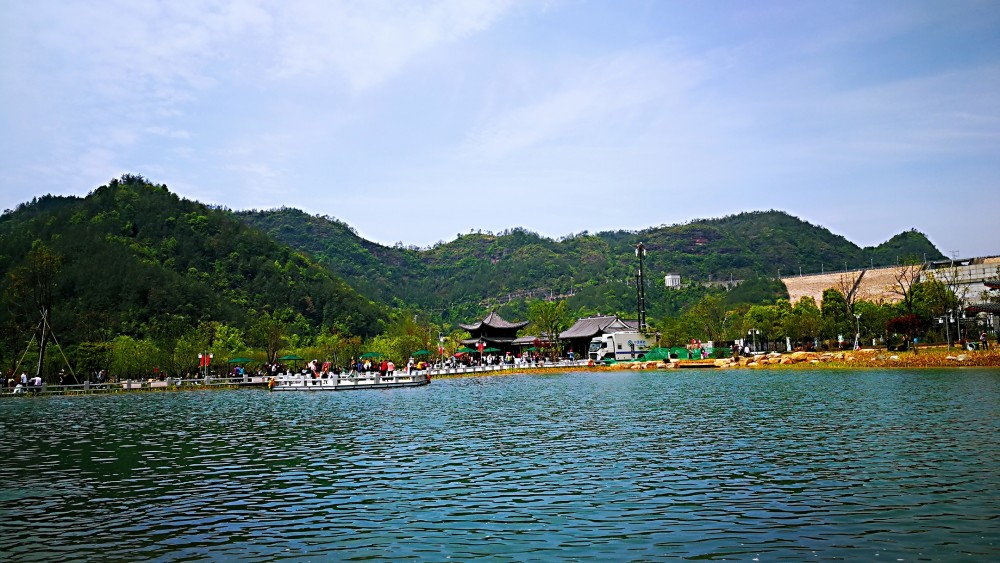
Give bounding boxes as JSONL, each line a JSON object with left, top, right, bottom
{"left": 237, "top": 207, "right": 945, "bottom": 318}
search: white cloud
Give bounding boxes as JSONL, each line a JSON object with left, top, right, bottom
{"left": 267, "top": 0, "right": 517, "bottom": 90}
{"left": 463, "top": 46, "right": 706, "bottom": 159}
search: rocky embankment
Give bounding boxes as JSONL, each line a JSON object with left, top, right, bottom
{"left": 613, "top": 348, "right": 1000, "bottom": 370}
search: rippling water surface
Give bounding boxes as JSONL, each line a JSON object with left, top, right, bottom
{"left": 1, "top": 369, "right": 998, "bottom": 561}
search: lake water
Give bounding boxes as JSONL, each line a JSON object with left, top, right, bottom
{"left": 1, "top": 369, "right": 998, "bottom": 561}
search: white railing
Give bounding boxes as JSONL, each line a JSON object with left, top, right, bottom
{"left": 4, "top": 361, "right": 595, "bottom": 397}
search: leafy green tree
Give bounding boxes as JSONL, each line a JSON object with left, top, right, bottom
{"left": 854, "top": 300, "right": 896, "bottom": 347}
{"left": 110, "top": 335, "right": 164, "bottom": 380}
{"left": 212, "top": 323, "right": 249, "bottom": 362}
{"left": 911, "top": 276, "right": 958, "bottom": 321}
{"left": 786, "top": 296, "right": 822, "bottom": 347}
{"left": 248, "top": 309, "right": 291, "bottom": 364}
{"left": 743, "top": 303, "right": 784, "bottom": 350}
{"left": 683, "top": 294, "right": 727, "bottom": 342}
{"left": 173, "top": 326, "right": 211, "bottom": 376}
{"left": 820, "top": 288, "right": 851, "bottom": 343}
{"left": 6, "top": 241, "right": 62, "bottom": 380}
{"left": 527, "top": 300, "right": 569, "bottom": 359}
{"left": 74, "top": 341, "right": 112, "bottom": 382}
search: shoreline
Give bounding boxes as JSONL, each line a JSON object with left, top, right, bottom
{"left": 435, "top": 349, "right": 1000, "bottom": 378}
{"left": 6, "top": 350, "right": 996, "bottom": 397}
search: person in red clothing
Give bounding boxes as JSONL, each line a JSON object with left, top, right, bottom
{"left": 380, "top": 359, "right": 388, "bottom": 377}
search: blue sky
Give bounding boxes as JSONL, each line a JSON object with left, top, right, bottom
{"left": 2, "top": 1, "right": 998, "bottom": 258}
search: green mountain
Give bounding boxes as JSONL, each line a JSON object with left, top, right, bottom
{"left": 1, "top": 176, "right": 944, "bottom": 350}
{"left": 0, "top": 176, "right": 386, "bottom": 351}
{"left": 239, "top": 208, "right": 945, "bottom": 320}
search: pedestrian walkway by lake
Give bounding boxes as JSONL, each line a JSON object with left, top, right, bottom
{"left": 0, "top": 368, "right": 997, "bottom": 560}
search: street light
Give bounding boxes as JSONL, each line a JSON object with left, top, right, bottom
{"left": 854, "top": 314, "right": 861, "bottom": 350}
{"left": 939, "top": 312, "right": 952, "bottom": 350}
{"left": 198, "top": 351, "right": 213, "bottom": 380}
{"left": 748, "top": 328, "right": 760, "bottom": 352}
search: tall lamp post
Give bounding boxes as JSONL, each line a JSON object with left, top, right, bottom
{"left": 941, "top": 311, "right": 952, "bottom": 350}
{"left": 854, "top": 314, "right": 861, "bottom": 350}
{"left": 635, "top": 242, "right": 647, "bottom": 332}
{"left": 198, "top": 351, "right": 213, "bottom": 381}
{"left": 438, "top": 333, "right": 445, "bottom": 366}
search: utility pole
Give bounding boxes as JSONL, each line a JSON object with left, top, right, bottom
{"left": 635, "top": 242, "right": 647, "bottom": 332}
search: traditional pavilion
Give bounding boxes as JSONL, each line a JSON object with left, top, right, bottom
{"left": 459, "top": 311, "right": 529, "bottom": 356}
{"left": 559, "top": 314, "right": 639, "bottom": 357}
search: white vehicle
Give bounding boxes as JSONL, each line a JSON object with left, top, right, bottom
{"left": 588, "top": 331, "right": 649, "bottom": 362}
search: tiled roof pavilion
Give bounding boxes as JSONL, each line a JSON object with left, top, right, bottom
{"left": 459, "top": 311, "right": 529, "bottom": 332}
{"left": 459, "top": 312, "right": 529, "bottom": 352}
{"left": 560, "top": 315, "right": 639, "bottom": 355}
{"left": 560, "top": 315, "right": 637, "bottom": 340}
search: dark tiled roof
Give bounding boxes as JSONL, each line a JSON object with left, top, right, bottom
{"left": 966, "top": 303, "right": 1000, "bottom": 314}
{"left": 513, "top": 334, "right": 553, "bottom": 346}
{"left": 459, "top": 311, "right": 529, "bottom": 331}
{"left": 460, "top": 336, "right": 518, "bottom": 345}
{"left": 559, "top": 315, "right": 636, "bottom": 339}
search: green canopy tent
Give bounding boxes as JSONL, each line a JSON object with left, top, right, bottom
{"left": 227, "top": 357, "right": 253, "bottom": 364}
{"left": 456, "top": 347, "right": 476, "bottom": 354}
{"left": 411, "top": 349, "right": 429, "bottom": 356}
{"left": 277, "top": 354, "right": 305, "bottom": 368}
{"left": 483, "top": 347, "right": 501, "bottom": 353}
{"left": 359, "top": 352, "right": 384, "bottom": 359}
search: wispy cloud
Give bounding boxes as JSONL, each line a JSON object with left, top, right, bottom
{"left": 269, "top": 0, "right": 518, "bottom": 90}
{"left": 463, "top": 46, "right": 706, "bottom": 159}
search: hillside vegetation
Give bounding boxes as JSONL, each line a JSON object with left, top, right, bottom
{"left": 1, "top": 175, "right": 950, "bottom": 378}
{"left": 0, "top": 176, "right": 385, "bottom": 364}
{"left": 239, "top": 208, "right": 944, "bottom": 321}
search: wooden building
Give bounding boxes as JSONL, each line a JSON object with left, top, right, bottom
{"left": 459, "top": 311, "right": 529, "bottom": 356}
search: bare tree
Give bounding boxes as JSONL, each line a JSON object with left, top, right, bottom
{"left": 834, "top": 271, "right": 865, "bottom": 314}
{"left": 887, "top": 263, "right": 922, "bottom": 313}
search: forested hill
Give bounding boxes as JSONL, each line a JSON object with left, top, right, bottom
{"left": 1, "top": 175, "right": 944, "bottom": 348}
{"left": 0, "top": 176, "right": 386, "bottom": 352}
{"left": 239, "top": 208, "right": 944, "bottom": 315}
